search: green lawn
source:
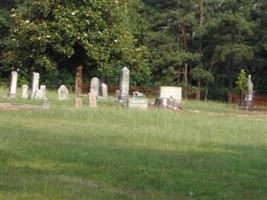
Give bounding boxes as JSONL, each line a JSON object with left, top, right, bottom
{"left": 1, "top": 91, "right": 267, "bottom": 200}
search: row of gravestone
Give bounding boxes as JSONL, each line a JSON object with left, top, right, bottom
{"left": 7, "top": 67, "right": 183, "bottom": 111}
{"left": 8, "top": 71, "right": 47, "bottom": 100}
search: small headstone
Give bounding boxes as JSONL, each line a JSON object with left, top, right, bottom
{"left": 58, "top": 85, "right": 69, "bottom": 100}
{"left": 159, "top": 86, "right": 182, "bottom": 103}
{"left": 88, "top": 92, "right": 97, "bottom": 108}
{"left": 40, "top": 85, "right": 47, "bottom": 99}
{"left": 34, "top": 89, "right": 43, "bottom": 100}
{"left": 119, "top": 67, "right": 130, "bottom": 103}
{"left": 75, "top": 96, "right": 83, "bottom": 109}
{"left": 128, "top": 97, "right": 148, "bottom": 110}
{"left": 100, "top": 83, "right": 108, "bottom": 99}
{"left": 8, "top": 71, "right": 18, "bottom": 98}
{"left": 31, "top": 72, "right": 40, "bottom": 99}
{"left": 90, "top": 77, "right": 100, "bottom": 97}
{"left": 21, "top": 84, "right": 29, "bottom": 99}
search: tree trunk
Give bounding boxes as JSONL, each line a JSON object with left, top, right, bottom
{"left": 204, "top": 80, "right": 209, "bottom": 102}
{"left": 75, "top": 65, "right": 83, "bottom": 95}
{"left": 228, "top": 64, "right": 234, "bottom": 93}
{"left": 197, "top": 79, "right": 201, "bottom": 100}
{"left": 184, "top": 62, "right": 188, "bottom": 100}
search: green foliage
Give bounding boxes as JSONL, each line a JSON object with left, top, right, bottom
{"left": 190, "top": 66, "right": 214, "bottom": 82}
{"left": 3, "top": 0, "right": 149, "bottom": 85}
{"left": 1, "top": 0, "right": 267, "bottom": 97}
{"left": 235, "top": 69, "right": 248, "bottom": 94}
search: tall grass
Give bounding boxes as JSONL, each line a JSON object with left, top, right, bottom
{"left": 0, "top": 90, "right": 267, "bottom": 199}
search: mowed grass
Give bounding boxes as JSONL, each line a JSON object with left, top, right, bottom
{"left": 0, "top": 90, "right": 267, "bottom": 200}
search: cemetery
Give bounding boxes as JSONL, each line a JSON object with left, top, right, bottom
{"left": 0, "top": 1, "right": 267, "bottom": 200}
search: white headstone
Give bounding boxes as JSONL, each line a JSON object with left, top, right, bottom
{"left": 34, "top": 89, "right": 43, "bottom": 100}
{"left": 119, "top": 67, "right": 130, "bottom": 102}
{"left": 159, "top": 86, "right": 182, "bottom": 103}
{"left": 100, "top": 83, "right": 108, "bottom": 99}
{"left": 40, "top": 85, "right": 47, "bottom": 99}
{"left": 8, "top": 71, "right": 18, "bottom": 98}
{"left": 31, "top": 72, "right": 40, "bottom": 99}
{"left": 58, "top": 85, "right": 69, "bottom": 100}
{"left": 21, "top": 84, "right": 29, "bottom": 99}
{"left": 90, "top": 77, "right": 100, "bottom": 97}
{"left": 88, "top": 92, "right": 97, "bottom": 108}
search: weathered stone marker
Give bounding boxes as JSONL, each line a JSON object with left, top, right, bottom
{"left": 75, "top": 65, "right": 83, "bottom": 94}
{"left": 159, "top": 86, "right": 182, "bottom": 103}
{"left": 21, "top": 84, "right": 29, "bottom": 99}
{"left": 31, "top": 72, "right": 40, "bottom": 99}
{"left": 90, "top": 77, "right": 100, "bottom": 97}
{"left": 75, "top": 96, "right": 83, "bottom": 109}
{"left": 8, "top": 71, "right": 18, "bottom": 98}
{"left": 40, "top": 85, "right": 47, "bottom": 99}
{"left": 100, "top": 83, "right": 108, "bottom": 99}
{"left": 88, "top": 92, "right": 97, "bottom": 108}
{"left": 119, "top": 67, "right": 130, "bottom": 102}
{"left": 58, "top": 85, "right": 69, "bottom": 100}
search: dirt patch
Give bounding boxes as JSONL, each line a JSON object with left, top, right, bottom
{"left": 0, "top": 103, "right": 49, "bottom": 111}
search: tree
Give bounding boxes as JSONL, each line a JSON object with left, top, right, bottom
{"left": 4, "top": 0, "right": 148, "bottom": 91}
{"left": 190, "top": 65, "right": 214, "bottom": 100}
{"left": 212, "top": 0, "right": 255, "bottom": 92}
{"left": 235, "top": 69, "right": 248, "bottom": 98}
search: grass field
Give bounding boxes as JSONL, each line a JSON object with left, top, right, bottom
{"left": 1, "top": 90, "right": 267, "bottom": 199}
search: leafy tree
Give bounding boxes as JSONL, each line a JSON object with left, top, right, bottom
{"left": 190, "top": 65, "right": 214, "bottom": 100}
{"left": 3, "top": 0, "right": 148, "bottom": 90}
{"left": 235, "top": 69, "right": 248, "bottom": 97}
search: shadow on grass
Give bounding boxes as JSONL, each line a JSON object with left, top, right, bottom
{"left": 2, "top": 141, "right": 267, "bottom": 200}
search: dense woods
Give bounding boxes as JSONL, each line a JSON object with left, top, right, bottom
{"left": 0, "top": 0, "right": 266, "bottom": 100}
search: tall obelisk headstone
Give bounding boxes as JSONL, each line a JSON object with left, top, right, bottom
{"left": 31, "top": 72, "right": 40, "bottom": 99}
{"left": 75, "top": 65, "right": 83, "bottom": 95}
{"left": 119, "top": 67, "right": 130, "bottom": 103}
{"left": 8, "top": 71, "right": 18, "bottom": 98}
{"left": 246, "top": 75, "right": 254, "bottom": 110}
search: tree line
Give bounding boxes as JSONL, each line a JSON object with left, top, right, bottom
{"left": 0, "top": 0, "right": 266, "bottom": 100}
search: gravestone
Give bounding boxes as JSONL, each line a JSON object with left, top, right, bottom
{"left": 100, "top": 83, "right": 108, "bottom": 99}
{"left": 245, "top": 75, "right": 254, "bottom": 110}
{"left": 8, "top": 71, "right": 18, "bottom": 98}
{"left": 21, "top": 84, "right": 29, "bottom": 99}
{"left": 75, "top": 65, "right": 83, "bottom": 94}
{"left": 58, "top": 85, "right": 69, "bottom": 100}
{"left": 119, "top": 67, "right": 130, "bottom": 102}
{"left": 90, "top": 77, "right": 100, "bottom": 97}
{"left": 31, "top": 72, "right": 40, "bottom": 99}
{"left": 128, "top": 98, "right": 148, "bottom": 110}
{"left": 88, "top": 92, "right": 97, "bottom": 108}
{"left": 34, "top": 89, "right": 43, "bottom": 100}
{"left": 159, "top": 86, "right": 182, "bottom": 103}
{"left": 40, "top": 85, "right": 47, "bottom": 99}
{"left": 75, "top": 96, "right": 83, "bottom": 109}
